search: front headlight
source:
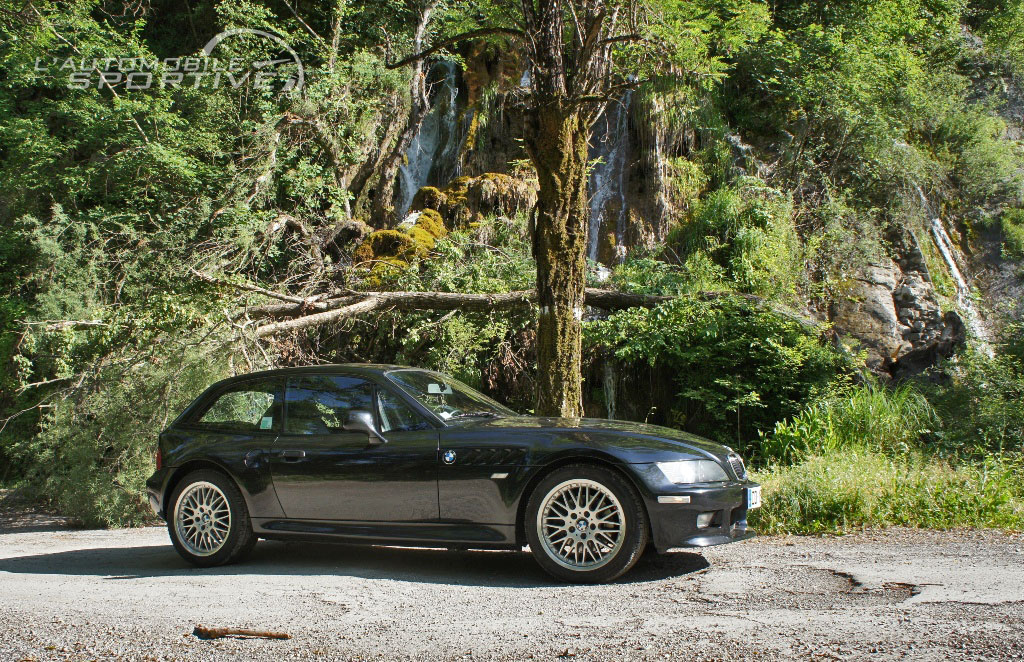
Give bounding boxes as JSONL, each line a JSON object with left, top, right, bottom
{"left": 656, "top": 460, "right": 729, "bottom": 484}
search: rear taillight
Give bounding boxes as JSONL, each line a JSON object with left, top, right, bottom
{"left": 155, "top": 448, "right": 163, "bottom": 470}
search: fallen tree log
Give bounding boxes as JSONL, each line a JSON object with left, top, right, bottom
{"left": 249, "top": 287, "right": 815, "bottom": 338}
{"left": 242, "top": 295, "right": 365, "bottom": 319}
{"left": 253, "top": 290, "right": 535, "bottom": 337}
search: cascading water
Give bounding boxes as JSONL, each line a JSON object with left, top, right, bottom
{"left": 588, "top": 90, "right": 633, "bottom": 262}
{"left": 915, "top": 185, "right": 992, "bottom": 354}
{"left": 398, "top": 61, "right": 464, "bottom": 218}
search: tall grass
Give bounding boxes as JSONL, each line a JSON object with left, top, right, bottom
{"left": 751, "top": 376, "right": 1024, "bottom": 535}
{"left": 751, "top": 450, "right": 1024, "bottom": 534}
{"left": 756, "top": 383, "right": 938, "bottom": 463}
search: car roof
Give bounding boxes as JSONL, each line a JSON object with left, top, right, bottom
{"left": 213, "top": 363, "right": 420, "bottom": 387}
{"left": 171, "top": 364, "right": 446, "bottom": 429}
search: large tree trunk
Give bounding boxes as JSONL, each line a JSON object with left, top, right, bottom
{"left": 524, "top": 102, "right": 591, "bottom": 417}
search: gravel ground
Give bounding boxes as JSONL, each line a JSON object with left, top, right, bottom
{"left": 1, "top": 499, "right": 1023, "bottom": 661}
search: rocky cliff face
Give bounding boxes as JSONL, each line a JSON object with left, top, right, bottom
{"left": 829, "top": 258, "right": 966, "bottom": 378}
{"left": 393, "top": 47, "right": 1017, "bottom": 382}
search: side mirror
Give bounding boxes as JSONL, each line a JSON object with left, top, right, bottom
{"left": 343, "top": 409, "right": 387, "bottom": 444}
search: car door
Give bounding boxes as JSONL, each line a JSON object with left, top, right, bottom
{"left": 174, "top": 376, "right": 285, "bottom": 518}
{"left": 269, "top": 372, "right": 439, "bottom": 522}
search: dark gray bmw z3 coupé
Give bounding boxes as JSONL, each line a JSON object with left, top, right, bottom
{"left": 148, "top": 364, "right": 760, "bottom": 583}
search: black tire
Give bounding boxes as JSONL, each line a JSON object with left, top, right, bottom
{"left": 525, "top": 464, "right": 649, "bottom": 583}
{"left": 167, "top": 469, "right": 256, "bottom": 567}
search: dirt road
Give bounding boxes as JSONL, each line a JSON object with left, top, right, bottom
{"left": 1, "top": 512, "right": 1022, "bottom": 661}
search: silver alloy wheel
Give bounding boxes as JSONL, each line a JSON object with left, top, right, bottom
{"left": 173, "top": 481, "right": 232, "bottom": 557}
{"left": 536, "top": 478, "right": 625, "bottom": 571}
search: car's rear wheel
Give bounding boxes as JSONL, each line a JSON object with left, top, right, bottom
{"left": 525, "top": 464, "right": 649, "bottom": 583}
{"left": 168, "top": 469, "right": 256, "bottom": 567}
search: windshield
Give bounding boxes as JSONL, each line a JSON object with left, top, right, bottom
{"left": 385, "top": 369, "right": 516, "bottom": 423}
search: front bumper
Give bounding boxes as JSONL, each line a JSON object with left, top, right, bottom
{"left": 645, "top": 481, "right": 759, "bottom": 552}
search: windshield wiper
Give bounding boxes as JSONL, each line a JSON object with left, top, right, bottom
{"left": 448, "top": 411, "right": 501, "bottom": 420}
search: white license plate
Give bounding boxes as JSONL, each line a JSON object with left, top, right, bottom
{"left": 747, "top": 486, "right": 762, "bottom": 510}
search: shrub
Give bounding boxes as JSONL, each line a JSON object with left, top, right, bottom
{"left": 1002, "top": 209, "right": 1024, "bottom": 260}
{"left": 758, "top": 382, "right": 938, "bottom": 463}
{"left": 8, "top": 347, "right": 230, "bottom": 527}
{"left": 671, "top": 179, "right": 802, "bottom": 298}
{"left": 607, "top": 254, "right": 726, "bottom": 295}
{"left": 587, "top": 296, "right": 848, "bottom": 447}
{"left": 341, "top": 214, "right": 536, "bottom": 406}
{"left": 923, "top": 350, "right": 1024, "bottom": 457}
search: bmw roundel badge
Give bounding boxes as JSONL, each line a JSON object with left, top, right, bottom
{"left": 442, "top": 449, "right": 456, "bottom": 465}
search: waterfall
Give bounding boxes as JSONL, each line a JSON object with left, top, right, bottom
{"left": 398, "top": 61, "right": 464, "bottom": 218}
{"left": 588, "top": 90, "right": 633, "bottom": 262}
{"left": 915, "top": 186, "right": 992, "bottom": 354}
{"left": 930, "top": 218, "right": 992, "bottom": 355}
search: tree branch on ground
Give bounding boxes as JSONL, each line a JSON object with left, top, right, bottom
{"left": 188, "top": 268, "right": 315, "bottom": 305}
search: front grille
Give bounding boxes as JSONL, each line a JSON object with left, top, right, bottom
{"left": 728, "top": 454, "right": 746, "bottom": 480}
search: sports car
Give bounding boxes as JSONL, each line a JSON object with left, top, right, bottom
{"left": 147, "top": 364, "right": 760, "bottom": 582}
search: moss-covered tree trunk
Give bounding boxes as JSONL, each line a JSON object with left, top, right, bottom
{"left": 524, "top": 101, "right": 590, "bottom": 417}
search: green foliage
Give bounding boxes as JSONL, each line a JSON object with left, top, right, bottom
{"left": 671, "top": 179, "right": 802, "bottom": 298}
{"left": 10, "top": 347, "right": 231, "bottom": 527}
{"left": 976, "top": 0, "right": 1024, "bottom": 77}
{"left": 587, "top": 296, "right": 848, "bottom": 446}
{"left": 663, "top": 156, "right": 710, "bottom": 205}
{"left": 341, "top": 215, "right": 536, "bottom": 399}
{"left": 607, "top": 254, "right": 725, "bottom": 296}
{"left": 759, "top": 382, "right": 938, "bottom": 463}
{"left": 923, "top": 350, "right": 1024, "bottom": 456}
{"left": 369, "top": 215, "right": 534, "bottom": 294}
{"left": 1001, "top": 209, "right": 1024, "bottom": 260}
{"left": 927, "top": 104, "right": 1021, "bottom": 205}
{"left": 752, "top": 346, "right": 1024, "bottom": 534}
{"left": 751, "top": 450, "right": 1024, "bottom": 534}
{"left": 726, "top": 0, "right": 1022, "bottom": 248}
{"left": 801, "top": 194, "right": 888, "bottom": 299}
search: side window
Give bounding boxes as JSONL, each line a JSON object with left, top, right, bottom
{"left": 196, "top": 379, "right": 282, "bottom": 433}
{"left": 285, "top": 375, "right": 373, "bottom": 435}
{"left": 377, "top": 387, "right": 431, "bottom": 433}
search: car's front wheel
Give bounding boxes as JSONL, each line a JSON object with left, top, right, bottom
{"left": 167, "top": 469, "right": 256, "bottom": 567}
{"left": 525, "top": 464, "right": 649, "bottom": 583}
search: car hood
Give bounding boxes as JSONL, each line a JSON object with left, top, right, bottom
{"left": 463, "top": 416, "right": 732, "bottom": 461}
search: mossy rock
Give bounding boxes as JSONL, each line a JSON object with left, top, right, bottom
{"left": 415, "top": 209, "right": 447, "bottom": 238}
{"left": 597, "top": 230, "right": 618, "bottom": 265}
{"left": 353, "top": 229, "right": 416, "bottom": 264}
{"left": 407, "top": 226, "right": 438, "bottom": 252}
{"left": 412, "top": 173, "right": 537, "bottom": 231}
{"left": 362, "top": 258, "right": 410, "bottom": 286}
{"left": 411, "top": 186, "right": 447, "bottom": 213}
{"left": 478, "top": 172, "right": 515, "bottom": 194}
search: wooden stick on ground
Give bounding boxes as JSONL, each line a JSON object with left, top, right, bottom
{"left": 193, "top": 624, "right": 291, "bottom": 640}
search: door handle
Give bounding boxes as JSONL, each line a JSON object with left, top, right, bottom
{"left": 278, "top": 449, "right": 306, "bottom": 462}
